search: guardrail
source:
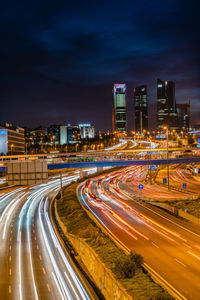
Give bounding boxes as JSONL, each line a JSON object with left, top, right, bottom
{"left": 47, "top": 157, "right": 200, "bottom": 169}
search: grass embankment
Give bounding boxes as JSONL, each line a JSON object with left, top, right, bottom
{"left": 48, "top": 168, "right": 75, "bottom": 177}
{"left": 56, "top": 181, "right": 172, "bottom": 300}
{"left": 155, "top": 168, "right": 200, "bottom": 217}
{"left": 166, "top": 200, "right": 200, "bottom": 218}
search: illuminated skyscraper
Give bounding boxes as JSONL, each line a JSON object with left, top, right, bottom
{"left": 134, "top": 85, "right": 148, "bottom": 133}
{"left": 112, "top": 84, "right": 127, "bottom": 132}
{"left": 177, "top": 101, "right": 190, "bottom": 131}
{"left": 157, "top": 79, "right": 178, "bottom": 130}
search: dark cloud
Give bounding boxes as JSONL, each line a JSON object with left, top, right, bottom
{"left": 0, "top": 0, "right": 200, "bottom": 130}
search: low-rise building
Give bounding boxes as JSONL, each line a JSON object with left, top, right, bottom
{"left": 78, "top": 123, "right": 95, "bottom": 139}
{"left": 0, "top": 123, "right": 25, "bottom": 154}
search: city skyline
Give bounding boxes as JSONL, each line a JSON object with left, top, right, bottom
{"left": 0, "top": 0, "right": 200, "bottom": 131}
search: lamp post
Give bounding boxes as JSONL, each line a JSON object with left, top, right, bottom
{"left": 149, "top": 137, "right": 152, "bottom": 185}
{"left": 11, "top": 144, "right": 14, "bottom": 155}
{"left": 164, "top": 126, "right": 169, "bottom": 190}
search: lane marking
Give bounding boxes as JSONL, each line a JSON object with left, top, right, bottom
{"left": 175, "top": 259, "right": 186, "bottom": 267}
{"left": 9, "top": 268, "right": 12, "bottom": 276}
{"left": 42, "top": 267, "right": 46, "bottom": 275}
{"left": 152, "top": 242, "right": 159, "bottom": 248}
{"left": 39, "top": 255, "right": 42, "bottom": 261}
{"left": 9, "top": 256, "right": 11, "bottom": 262}
{"left": 123, "top": 188, "right": 200, "bottom": 239}
{"left": 80, "top": 184, "right": 187, "bottom": 300}
{"left": 194, "top": 245, "right": 200, "bottom": 250}
{"left": 36, "top": 245, "right": 39, "bottom": 250}
{"left": 182, "top": 242, "right": 192, "bottom": 249}
{"left": 9, "top": 285, "right": 11, "bottom": 294}
{"left": 144, "top": 263, "right": 187, "bottom": 300}
{"left": 188, "top": 251, "right": 200, "bottom": 261}
{"left": 9, "top": 245, "right": 11, "bottom": 251}
{"left": 46, "top": 283, "right": 51, "bottom": 292}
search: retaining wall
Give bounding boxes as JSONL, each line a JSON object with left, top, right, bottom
{"left": 54, "top": 200, "right": 132, "bottom": 300}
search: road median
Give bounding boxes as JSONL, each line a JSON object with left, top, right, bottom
{"left": 53, "top": 180, "right": 173, "bottom": 300}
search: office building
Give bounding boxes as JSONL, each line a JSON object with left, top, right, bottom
{"left": 66, "top": 126, "right": 81, "bottom": 143}
{"left": 177, "top": 101, "right": 190, "bottom": 131}
{"left": 60, "top": 126, "right": 67, "bottom": 145}
{"left": 112, "top": 84, "right": 127, "bottom": 132}
{"left": 48, "top": 125, "right": 60, "bottom": 144}
{"left": 134, "top": 85, "right": 148, "bottom": 133}
{"left": 157, "top": 79, "right": 178, "bottom": 131}
{"left": 0, "top": 123, "right": 25, "bottom": 154}
{"left": 25, "top": 126, "right": 48, "bottom": 145}
{"left": 78, "top": 123, "right": 95, "bottom": 139}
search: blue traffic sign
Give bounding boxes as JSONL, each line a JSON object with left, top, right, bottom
{"left": 163, "top": 178, "right": 167, "bottom": 184}
{"left": 138, "top": 184, "right": 144, "bottom": 190}
{"left": 183, "top": 183, "right": 187, "bottom": 189}
{"left": 151, "top": 165, "right": 157, "bottom": 171}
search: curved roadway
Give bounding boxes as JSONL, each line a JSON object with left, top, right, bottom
{"left": 78, "top": 167, "right": 200, "bottom": 300}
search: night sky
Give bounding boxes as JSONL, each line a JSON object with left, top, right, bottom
{"left": 0, "top": 0, "right": 200, "bottom": 131}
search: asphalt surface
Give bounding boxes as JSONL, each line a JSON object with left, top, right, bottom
{"left": 78, "top": 166, "right": 200, "bottom": 300}
{"left": 0, "top": 173, "right": 96, "bottom": 300}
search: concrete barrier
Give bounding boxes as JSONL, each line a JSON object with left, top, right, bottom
{"left": 150, "top": 202, "right": 200, "bottom": 225}
{"left": 54, "top": 200, "right": 132, "bottom": 300}
{"left": 178, "top": 209, "right": 200, "bottom": 225}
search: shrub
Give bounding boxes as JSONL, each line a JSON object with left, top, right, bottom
{"left": 130, "top": 251, "right": 144, "bottom": 268}
{"left": 115, "top": 256, "right": 137, "bottom": 278}
{"left": 150, "top": 292, "right": 173, "bottom": 300}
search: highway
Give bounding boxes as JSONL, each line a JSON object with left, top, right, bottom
{"left": 0, "top": 173, "right": 96, "bottom": 300}
{"left": 155, "top": 165, "right": 200, "bottom": 194}
{"left": 78, "top": 166, "right": 200, "bottom": 299}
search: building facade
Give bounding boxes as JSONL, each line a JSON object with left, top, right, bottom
{"left": 66, "top": 126, "right": 81, "bottom": 143}
{"left": 134, "top": 85, "right": 148, "bottom": 133}
{"left": 157, "top": 79, "right": 178, "bottom": 131}
{"left": 177, "top": 102, "right": 190, "bottom": 131}
{"left": 78, "top": 123, "right": 95, "bottom": 139}
{"left": 0, "top": 123, "right": 25, "bottom": 154}
{"left": 112, "top": 84, "right": 127, "bottom": 132}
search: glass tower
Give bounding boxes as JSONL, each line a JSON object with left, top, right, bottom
{"left": 112, "top": 84, "right": 127, "bottom": 132}
{"left": 134, "top": 85, "right": 148, "bottom": 133}
{"left": 157, "top": 79, "right": 178, "bottom": 130}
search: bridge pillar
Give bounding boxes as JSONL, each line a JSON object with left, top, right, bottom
{"left": 79, "top": 169, "right": 88, "bottom": 179}
{"left": 97, "top": 167, "right": 103, "bottom": 173}
{"left": 7, "top": 160, "right": 48, "bottom": 185}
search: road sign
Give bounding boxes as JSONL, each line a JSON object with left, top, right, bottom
{"left": 151, "top": 165, "right": 156, "bottom": 171}
{"left": 138, "top": 184, "right": 144, "bottom": 190}
{"left": 183, "top": 183, "right": 187, "bottom": 189}
{"left": 163, "top": 178, "right": 167, "bottom": 184}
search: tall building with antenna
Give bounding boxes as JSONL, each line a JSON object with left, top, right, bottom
{"left": 157, "top": 79, "right": 178, "bottom": 130}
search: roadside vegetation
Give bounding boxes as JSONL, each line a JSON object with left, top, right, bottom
{"left": 56, "top": 179, "right": 173, "bottom": 299}
{"left": 167, "top": 199, "right": 200, "bottom": 218}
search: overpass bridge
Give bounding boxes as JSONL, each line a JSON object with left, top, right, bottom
{"left": 47, "top": 157, "right": 200, "bottom": 169}
{"left": 1, "top": 156, "right": 200, "bottom": 173}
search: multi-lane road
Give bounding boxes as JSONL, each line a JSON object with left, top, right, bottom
{"left": 79, "top": 166, "right": 200, "bottom": 299}
{"left": 0, "top": 171, "right": 99, "bottom": 300}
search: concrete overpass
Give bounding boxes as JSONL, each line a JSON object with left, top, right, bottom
{"left": 1, "top": 156, "right": 200, "bottom": 173}
{"left": 47, "top": 157, "right": 200, "bottom": 169}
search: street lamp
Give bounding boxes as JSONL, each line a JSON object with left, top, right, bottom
{"left": 163, "top": 126, "right": 169, "bottom": 190}
{"left": 148, "top": 137, "right": 152, "bottom": 185}
{"left": 25, "top": 142, "right": 28, "bottom": 155}
{"left": 11, "top": 144, "right": 14, "bottom": 155}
